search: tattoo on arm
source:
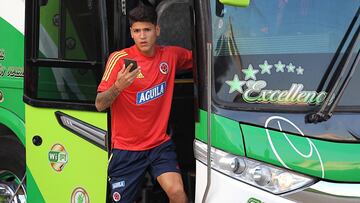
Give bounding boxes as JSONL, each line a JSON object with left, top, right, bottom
{"left": 95, "top": 85, "right": 121, "bottom": 111}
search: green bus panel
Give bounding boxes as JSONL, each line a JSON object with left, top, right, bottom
{"left": 241, "top": 124, "right": 360, "bottom": 182}
{"left": 26, "top": 104, "right": 108, "bottom": 203}
{"left": 195, "top": 109, "right": 245, "bottom": 156}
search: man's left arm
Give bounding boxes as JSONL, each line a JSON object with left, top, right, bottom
{"left": 173, "top": 46, "right": 193, "bottom": 71}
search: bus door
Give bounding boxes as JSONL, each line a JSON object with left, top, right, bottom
{"left": 24, "top": 0, "right": 109, "bottom": 202}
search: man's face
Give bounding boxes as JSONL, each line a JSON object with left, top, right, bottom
{"left": 130, "top": 21, "right": 160, "bottom": 56}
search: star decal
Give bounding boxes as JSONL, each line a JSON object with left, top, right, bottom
{"left": 225, "top": 74, "right": 245, "bottom": 94}
{"left": 274, "top": 61, "right": 285, "bottom": 72}
{"left": 296, "top": 66, "right": 304, "bottom": 75}
{"left": 245, "top": 80, "right": 256, "bottom": 88}
{"left": 286, "top": 63, "right": 296, "bottom": 72}
{"left": 259, "top": 60, "right": 273, "bottom": 75}
{"left": 242, "top": 64, "right": 259, "bottom": 80}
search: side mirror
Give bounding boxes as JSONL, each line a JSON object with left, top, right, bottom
{"left": 219, "top": 0, "right": 250, "bottom": 7}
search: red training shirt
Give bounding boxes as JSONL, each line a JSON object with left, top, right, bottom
{"left": 97, "top": 45, "right": 192, "bottom": 150}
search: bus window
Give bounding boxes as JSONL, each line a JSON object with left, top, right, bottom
{"left": 156, "top": 0, "right": 194, "bottom": 79}
{"left": 210, "top": 0, "right": 359, "bottom": 110}
{"left": 156, "top": 0, "right": 192, "bottom": 50}
{"left": 38, "top": 0, "right": 100, "bottom": 61}
{"left": 339, "top": 59, "right": 360, "bottom": 106}
{"left": 25, "top": 0, "right": 107, "bottom": 107}
{"left": 37, "top": 66, "right": 98, "bottom": 102}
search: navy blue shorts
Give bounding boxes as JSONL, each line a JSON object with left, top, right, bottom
{"left": 108, "top": 139, "right": 180, "bottom": 203}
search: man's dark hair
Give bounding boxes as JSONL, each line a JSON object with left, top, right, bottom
{"left": 128, "top": 4, "right": 157, "bottom": 26}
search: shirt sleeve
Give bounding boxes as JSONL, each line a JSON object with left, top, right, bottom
{"left": 171, "top": 46, "right": 193, "bottom": 71}
{"left": 97, "top": 51, "right": 127, "bottom": 92}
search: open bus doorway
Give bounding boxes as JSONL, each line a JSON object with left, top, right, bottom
{"left": 108, "top": 0, "right": 196, "bottom": 202}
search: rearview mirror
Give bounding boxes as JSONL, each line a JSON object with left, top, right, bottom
{"left": 219, "top": 0, "right": 250, "bottom": 7}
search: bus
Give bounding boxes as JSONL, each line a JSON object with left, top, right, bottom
{"left": 0, "top": 0, "right": 359, "bottom": 202}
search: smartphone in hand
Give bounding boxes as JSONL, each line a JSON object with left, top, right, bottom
{"left": 124, "top": 58, "right": 138, "bottom": 72}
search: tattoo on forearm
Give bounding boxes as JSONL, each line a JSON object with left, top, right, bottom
{"left": 96, "top": 85, "right": 121, "bottom": 111}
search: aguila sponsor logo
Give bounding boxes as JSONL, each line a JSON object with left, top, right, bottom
{"left": 136, "top": 82, "right": 166, "bottom": 104}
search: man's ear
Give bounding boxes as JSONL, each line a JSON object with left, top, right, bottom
{"left": 130, "top": 27, "right": 134, "bottom": 39}
{"left": 156, "top": 25, "right": 160, "bottom": 37}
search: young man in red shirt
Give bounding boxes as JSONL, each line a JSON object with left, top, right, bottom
{"left": 95, "top": 4, "right": 192, "bottom": 203}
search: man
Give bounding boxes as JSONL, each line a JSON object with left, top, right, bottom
{"left": 95, "top": 4, "right": 192, "bottom": 203}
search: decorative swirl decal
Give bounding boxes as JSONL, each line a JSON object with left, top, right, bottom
{"left": 265, "top": 116, "right": 325, "bottom": 178}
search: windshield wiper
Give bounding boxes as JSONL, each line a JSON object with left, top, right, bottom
{"left": 316, "top": 8, "right": 360, "bottom": 94}
{"left": 306, "top": 9, "right": 360, "bottom": 124}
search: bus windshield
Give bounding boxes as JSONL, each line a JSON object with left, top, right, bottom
{"left": 212, "top": 0, "right": 360, "bottom": 110}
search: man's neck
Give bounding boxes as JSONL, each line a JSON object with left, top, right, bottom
{"left": 142, "top": 50, "right": 155, "bottom": 57}
{"left": 142, "top": 48, "right": 156, "bottom": 57}
{"left": 136, "top": 45, "right": 156, "bottom": 57}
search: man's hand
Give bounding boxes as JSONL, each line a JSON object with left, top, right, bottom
{"left": 114, "top": 63, "right": 141, "bottom": 92}
{"left": 95, "top": 63, "right": 140, "bottom": 111}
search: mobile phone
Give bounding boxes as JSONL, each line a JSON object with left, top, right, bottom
{"left": 124, "top": 58, "right": 137, "bottom": 72}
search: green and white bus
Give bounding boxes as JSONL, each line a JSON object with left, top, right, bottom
{"left": 0, "top": 0, "right": 359, "bottom": 202}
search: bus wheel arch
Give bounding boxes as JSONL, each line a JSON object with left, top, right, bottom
{"left": 0, "top": 125, "right": 26, "bottom": 202}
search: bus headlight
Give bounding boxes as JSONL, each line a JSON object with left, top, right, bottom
{"left": 194, "top": 140, "right": 315, "bottom": 194}
{"left": 251, "top": 165, "right": 272, "bottom": 186}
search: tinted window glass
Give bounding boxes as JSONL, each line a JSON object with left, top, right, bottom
{"left": 38, "top": 0, "right": 99, "bottom": 60}
{"left": 211, "top": 0, "right": 359, "bottom": 108}
{"left": 37, "top": 67, "right": 97, "bottom": 102}
{"left": 26, "top": 0, "right": 105, "bottom": 104}
{"left": 156, "top": 1, "right": 193, "bottom": 79}
{"left": 339, "top": 51, "right": 360, "bottom": 106}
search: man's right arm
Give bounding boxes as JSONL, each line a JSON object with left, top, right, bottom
{"left": 95, "top": 63, "right": 140, "bottom": 112}
{"left": 95, "top": 84, "right": 121, "bottom": 112}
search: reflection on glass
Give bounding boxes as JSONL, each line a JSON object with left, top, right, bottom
{"left": 37, "top": 67, "right": 97, "bottom": 102}
{"left": 38, "top": 0, "right": 98, "bottom": 61}
{"left": 211, "top": 0, "right": 359, "bottom": 107}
